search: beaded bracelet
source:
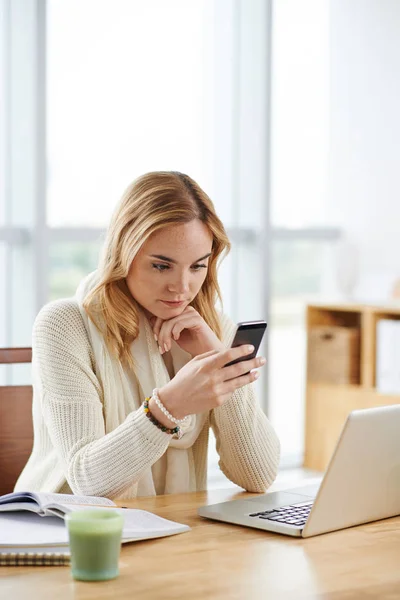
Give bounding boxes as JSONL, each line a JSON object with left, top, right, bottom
{"left": 152, "top": 388, "right": 190, "bottom": 426}
{"left": 143, "top": 398, "right": 182, "bottom": 439}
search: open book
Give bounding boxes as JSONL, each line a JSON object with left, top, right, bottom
{"left": 0, "top": 491, "right": 190, "bottom": 551}
{"left": 0, "top": 490, "right": 116, "bottom": 518}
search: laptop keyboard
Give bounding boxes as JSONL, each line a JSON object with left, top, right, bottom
{"left": 249, "top": 501, "right": 313, "bottom": 527}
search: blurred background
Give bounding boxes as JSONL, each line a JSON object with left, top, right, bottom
{"left": 1, "top": 0, "right": 400, "bottom": 482}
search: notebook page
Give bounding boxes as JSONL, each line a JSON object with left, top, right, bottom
{"left": 0, "top": 507, "right": 190, "bottom": 548}
{"left": 118, "top": 508, "right": 190, "bottom": 535}
{"left": 60, "top": 505, "right": 190, "bottom": 537}
{"left": 0, "top": 502, "right": 42, "bottom": 514}
{"left": 0, "top": 492, "right": 40, "bottom": 505}
{"left": 0, "top": 513, "right": 68, "bottom": 547}
{"left": 36, "top": 492, "right": 115, "bottom": 508}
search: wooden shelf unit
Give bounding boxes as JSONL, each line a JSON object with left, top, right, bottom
{"left": 304, "top": 303, "right": 400, "bottom": 472}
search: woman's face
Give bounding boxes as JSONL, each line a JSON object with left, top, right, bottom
{"left": 126, "top": 219, "right": 213, "bottom": 319}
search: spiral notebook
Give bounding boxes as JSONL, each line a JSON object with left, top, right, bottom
{"left": 0, "top": 491, "right": 190, "bottom": 567}
{"left": 0, "top": 549, "right": 70, "bottom": 567}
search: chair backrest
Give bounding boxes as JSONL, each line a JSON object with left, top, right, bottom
{"left": 0, "top": 348, "right": 33, "bottom": 496}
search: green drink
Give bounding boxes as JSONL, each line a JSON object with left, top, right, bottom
{"left": 65, "top": 509, "right": 124, "bottom": 581}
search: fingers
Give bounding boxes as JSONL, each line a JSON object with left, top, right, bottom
{"left": 152, "top": 317, "right": 164, "bottom": 345}
{"left": 221, "top": 355, "right": 266, "bottom": 382}
{"left": 194, "top": 349, "right": 220, "bottom": 360}
{"left": 207, "top": 344, "right": 256, "bottom": 370}
{"left": 152, "top": 316, "right": 185, "bottom": 353}
{"left": 156, "top": 312, "right": 202, "bottom": 354}
{"left": 220, "top": 369, "right": 260, "bottom": 395}
{"left": 171, "top": 322, "right": 185, "bottom": 341}
{"left": 156, "top": 319, "right": 177, "bottom": 354}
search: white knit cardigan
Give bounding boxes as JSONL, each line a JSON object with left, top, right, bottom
{"left": 15, "top": 295, "right": 280, "bottom": 499}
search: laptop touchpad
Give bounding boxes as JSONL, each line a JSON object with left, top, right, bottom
{"left": 286, "top": 483, "right": 320, "bottom": 497}
{"left": 246, "top": 490, "right": 316, "bottom": 512}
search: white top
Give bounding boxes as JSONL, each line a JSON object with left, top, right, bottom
{"left": 15, "top": 299, "right": 280, "bottom": 499}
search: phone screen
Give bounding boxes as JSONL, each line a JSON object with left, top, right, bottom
{"left": 225, "top": 320, "right": 267, "bottom": 367}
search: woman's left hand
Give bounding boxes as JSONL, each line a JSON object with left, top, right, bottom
{"left": 151, "top": 306, "right": 225, "bottom": 357}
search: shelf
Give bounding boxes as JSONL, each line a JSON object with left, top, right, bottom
{"left": 308, "top": 302, "right": 400, "bottom": 315}
{"left": 307, "top": 306, "right": 361, "bottom": 386}
{"left": 304, "top": 303, "right": 400, "bottom": 471}
{"left": 307, "top": 306, "right": 362, "bottom": 329}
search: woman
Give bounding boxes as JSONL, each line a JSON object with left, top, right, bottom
{"left": 16, "top": 171, "right": 280, "bottom": 499}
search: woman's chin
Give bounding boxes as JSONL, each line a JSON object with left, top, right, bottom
{"left": 142, "top": 301, "right": 188, "bottom": 320}
{"left": 157, "top": 302, "right": 187, "bottom": 317}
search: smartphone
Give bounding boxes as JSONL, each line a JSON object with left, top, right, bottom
{"left": 225, "top": 320, "right": 267, "bottom": 368}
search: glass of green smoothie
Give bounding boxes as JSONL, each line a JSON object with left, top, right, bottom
{"left": 65, "top": 509, "right": 124, "bottom": 581}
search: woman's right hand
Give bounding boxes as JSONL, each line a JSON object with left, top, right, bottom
{"left": 152, "top": 345, "right": 266, "bottom": 424}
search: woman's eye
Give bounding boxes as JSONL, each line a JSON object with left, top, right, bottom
{"left": 191, "top": 263, "right": 207, "bottom": 272}
{"left": 152, "top": 263, "right": 170, "bottom": 272}
{"left": 152, "top": 262, "right": 207, "bottom": 272}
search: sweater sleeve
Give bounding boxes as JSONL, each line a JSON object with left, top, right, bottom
{"left": 34, "top": 300, "right": 170, "bottom": 499}
{"left": 209, "top": 312, "right": 281, "bottom": 492}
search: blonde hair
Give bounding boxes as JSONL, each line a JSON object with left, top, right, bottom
{"left": 84, "top": 171, "right": 231, "bottom": 367}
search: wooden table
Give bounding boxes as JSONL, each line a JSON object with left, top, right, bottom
{"left": 1, "top": 487, "right": 399, "bottom": 599}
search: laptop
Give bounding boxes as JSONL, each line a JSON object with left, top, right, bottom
{"left": 198, "top": 404, "right": 400, "bottom": 537}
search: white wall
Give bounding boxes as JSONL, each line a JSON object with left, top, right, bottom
{"left": 328, "top": 0, "right": 400, "bottom": 301}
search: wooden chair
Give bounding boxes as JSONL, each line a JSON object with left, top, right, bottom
{"left": 0, "top": 348, "right": 33, "bottom": 495}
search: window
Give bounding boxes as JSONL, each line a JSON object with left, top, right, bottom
{"left": 1, "top": 0, "right": 341, "bottom": 469}
{"left": 47, "top": 0, "right": 216, "bottom": 229}
{"left": 269, "top": 0, "right": 340, "bottom": 463}
{"left": 49, "top": 242, "right": 102, "bottom": 301}
{"left": 0, "top": 0, "right": 7, "bottom": 351}
{"left": 269, "top": 240, "right": 336, "bottom": 460}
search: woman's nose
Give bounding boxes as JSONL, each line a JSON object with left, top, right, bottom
{"left": 168, "top": 272, "right": 190, "bottom": 294}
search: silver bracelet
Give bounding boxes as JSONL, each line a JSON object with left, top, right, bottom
{"left": 152, "top": 388, "right": 190, "bottom": 426}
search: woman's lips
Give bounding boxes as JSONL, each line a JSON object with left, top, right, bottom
{"left": 160, "top": 300, "right": 186, "bottom": 308}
